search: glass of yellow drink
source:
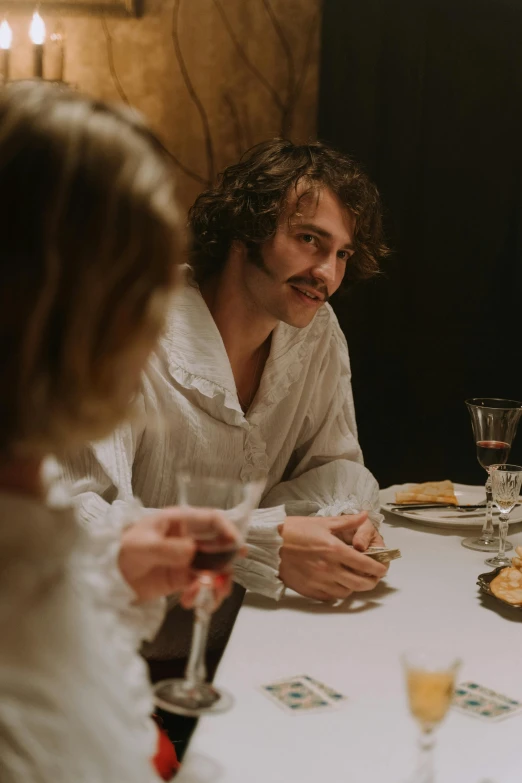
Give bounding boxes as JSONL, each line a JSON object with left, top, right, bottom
{"left": 402, "top": 651, "right": 461, "bottom": 783}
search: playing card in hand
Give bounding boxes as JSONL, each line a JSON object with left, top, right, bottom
{"left": 349, "top": 546, "right": 401, "bottom": 564}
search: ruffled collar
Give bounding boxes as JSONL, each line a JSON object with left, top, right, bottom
{"left": 0, "top": 457, "right": 77, "bottom": 612}
{"left": 163, "top": 283, "right": 236, "bottom": 390}
{"left": 162, "top": 282, "right": 329, "bottom": 419}
{"left": 0, "top": 456, "right": 72, "bottom": 511}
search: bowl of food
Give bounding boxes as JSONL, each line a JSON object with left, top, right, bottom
{"left": 477, "top": 546, "right": 522, "bottom": 610}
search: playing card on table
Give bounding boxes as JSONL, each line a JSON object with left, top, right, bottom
{"left": 453, "top": 682, "right": 522, "bottom": 721}
{"left": 300, "top": 674, "right": 347, "bottom": 703}
{"left": 260, "top": 675, "right": 346, "bottom": 714}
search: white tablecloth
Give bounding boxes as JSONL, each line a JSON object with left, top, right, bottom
{"left": 180, "top": 505, "right": 522, "bottom": 783}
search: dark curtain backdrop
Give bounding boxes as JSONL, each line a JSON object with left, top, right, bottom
{"left": 319, "top": 0, "right": 522, "bottom": 488}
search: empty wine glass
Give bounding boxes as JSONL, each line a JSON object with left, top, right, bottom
{"left": 402, "top": 650, "right": 461, "bottom": 783}
{"left": 462, "top": 398, "right": 522, "bottom": 551}
{"left": 484, "top": 464, "right": 522, "bottom": 568}
{"left": 152, "top": 472, "right": 264, "bottom": 718}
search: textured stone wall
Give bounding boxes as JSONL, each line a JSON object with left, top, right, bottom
{"left": 8, "top": 0, "right": 321, "bottom": 209}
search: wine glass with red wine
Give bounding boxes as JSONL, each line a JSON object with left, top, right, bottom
{"left": 462, "top": 398, "right": 522, "bottom": 551}
{"left": 153, "top": 472, "right": 264, "bottom": 717}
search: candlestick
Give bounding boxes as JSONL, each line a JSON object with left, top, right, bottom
{"left": 29, "top": 11, "right": 46, "bottom": 79}
{"left": 0, "top": 20, "right": 12, "bottom": 83}
{"left": 33, "top": 44, "right": 43, "bottom": 78}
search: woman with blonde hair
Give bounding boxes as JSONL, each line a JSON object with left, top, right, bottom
{"left": 0, "top": 81, "right": 237, "bottom": 782}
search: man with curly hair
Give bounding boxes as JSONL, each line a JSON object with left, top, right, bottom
{"left": 65, "top": 139, "right": 389, "bottom": 681}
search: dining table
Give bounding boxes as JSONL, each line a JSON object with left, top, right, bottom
{"left": 179, "top": 493, "right": 522, "bottom": 783}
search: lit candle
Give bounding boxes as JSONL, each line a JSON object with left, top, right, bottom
{"left": 0, "top": 20, "right": 12, "bottom": 83}
{"left": 29, "top": 11, "right": 46, "bottom": 79}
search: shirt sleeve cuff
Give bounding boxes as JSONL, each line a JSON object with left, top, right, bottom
{"left": 95, "top": 533, "right": 167, "bottom": 645}
{"left": 233, "top": 505, "right": 286, "bottom": 601}
{"left": 314, "top": 497, "right": 384, "bottom": 531}
{"left": 74, "top": 494, "right": 166, "bottom": 644}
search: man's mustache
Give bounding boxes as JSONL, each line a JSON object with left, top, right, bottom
{"left": 247, "top": 248, "right": 330, "bottom": 303}
{"left": 287, "top": 277, "right": 329, "bottom": 303}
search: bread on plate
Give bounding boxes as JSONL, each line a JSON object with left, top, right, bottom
{"left": 395, "top": 479, "right": 458, "bottom": 505}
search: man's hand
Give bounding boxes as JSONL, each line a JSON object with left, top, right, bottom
{"left": 338, "top": 516, "right": 386, "bottom": 551}
{"left": 118, "top": 507, "right": 239, "bottom": 604}
{"left": 278, "top": 513, "right": 387, "bottom": 601}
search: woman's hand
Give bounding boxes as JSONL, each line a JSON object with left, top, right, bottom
{"left": 118, "top": 507, "right": 240, "bottom": 604}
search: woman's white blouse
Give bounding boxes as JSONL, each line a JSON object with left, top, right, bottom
{"left": 0, "top": 465, "right": 163, "bottom": 782}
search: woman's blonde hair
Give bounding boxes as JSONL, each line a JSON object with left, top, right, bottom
{"left": 0, "top": 81, "right": 183, "bottom": 456}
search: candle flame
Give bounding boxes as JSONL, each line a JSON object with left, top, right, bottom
{"left": 0, "top": 20, "right": 12, "bottom": 51}
{"left": 30, "top": 11, "right": 45, "bottom": 46}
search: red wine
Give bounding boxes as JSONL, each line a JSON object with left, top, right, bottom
{"left": 476, "top": 440, "right": 510, "bottom": 470}
{"left": 191, "top": 548, "right": 237, "bottom": 573}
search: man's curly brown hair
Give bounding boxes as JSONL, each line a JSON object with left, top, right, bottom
{"left": 189, "top": 138, "right": 389, "bottom": 287}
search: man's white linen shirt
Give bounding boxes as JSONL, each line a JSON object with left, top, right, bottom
{"left": 65, "top": 283, "right": 383, "bottom": 601}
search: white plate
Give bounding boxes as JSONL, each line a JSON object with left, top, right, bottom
{"left": 380, "top": 483, "right": 522, "bottom": 528}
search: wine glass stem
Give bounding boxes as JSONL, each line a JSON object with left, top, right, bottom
{"left": 184, "top": 582, "right": 213, "bottom": 687}
{"left": 481, "top": 475, "right": 495, "bottom": 543}
{"left": 498, "top": 515, "right": 509, "bottom": 559}
{"left": 417, "top": 729, "right": 435, "bottom": 783}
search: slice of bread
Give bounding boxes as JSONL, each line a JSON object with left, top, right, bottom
{"left": 395, "top": 480, "right": 457, "bottom": 505}
{"left": 490, "top": 567, "right": 522, "bottom": 606}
